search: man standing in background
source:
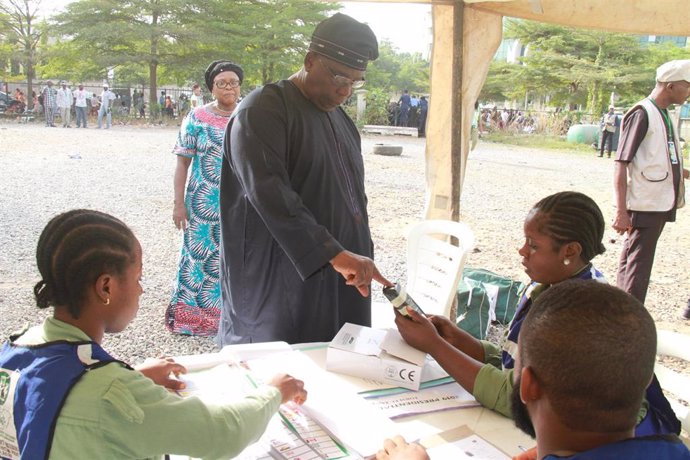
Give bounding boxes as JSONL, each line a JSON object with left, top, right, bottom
{"left": 42, "top": 80, "right": 57, "bottom": 127}
{"left": 599, "top": 105, "right": 617, "bottom": 158}
{"left": 613, "top": 60, "right": 690, "bottom": 308}
{"left": 56, "top": 81, "right": 73, "bottom": 128}
{"left": 73, "top": 84, "right": 89, "bottom": 128}
{"left": 97, "top": 84, "right": 116, "bottom": 129}
{"left": 397, "top": 89, "right": 410, "bottom": 126}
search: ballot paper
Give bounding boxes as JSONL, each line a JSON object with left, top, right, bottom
{"left": 273, "top": 402, "right": 350, "bottom": 459}
{"left": 177, "top": 362, "right": 254, "bottom": 401}
{"left": 178, "top": 363, "right": 353, "bottom": 460}
{"left": 364, "top": 382, "right": 479, "bottom": 419}
{"left": 247, "top": 350, "right": 413, "bottom": 458}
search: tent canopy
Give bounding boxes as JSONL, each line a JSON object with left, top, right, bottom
{"left": 344, "top": 0, "right": 690, "bottom": 220}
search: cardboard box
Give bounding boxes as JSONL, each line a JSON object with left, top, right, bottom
{"left": 326, "top": 322, "right": 427, "bottom": 390}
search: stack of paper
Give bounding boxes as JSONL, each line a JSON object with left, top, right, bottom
{"left": 246, "top": 350, "right": 413, "bottom": 457}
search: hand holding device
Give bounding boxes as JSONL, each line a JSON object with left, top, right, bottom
{"left": 382, "top": 283, "right": 425, "bottom": 317}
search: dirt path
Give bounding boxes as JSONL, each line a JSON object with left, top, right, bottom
{"left": 1, "top": 122, "right": 688, "bottom": 364}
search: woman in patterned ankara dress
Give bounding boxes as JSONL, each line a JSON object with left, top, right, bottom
{"left": 166, "top": 61, "right": 243, "bottom": 336}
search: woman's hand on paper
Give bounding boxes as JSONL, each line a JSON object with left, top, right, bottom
{"left": 269, "top": 373, "right": 308, "bottom": 405}
{"left": 394, "top": 308, "right": 443, "bottom": 354}
{"left": 136, "top": 357, "right": 187, "bottom": 391}
{"left": 376, "top": 435, "right": 429, "bottom": 460}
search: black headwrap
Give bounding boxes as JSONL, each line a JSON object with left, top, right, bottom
{"left": 308, "top": 13, "right": 378, "bottom": 71}
{"left": 204, "top": 60, "right": 244, "bottom": 91}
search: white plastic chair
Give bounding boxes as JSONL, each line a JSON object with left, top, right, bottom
{"left": 372, "top": 220, "right": 475, "bottom": 328}
{"left": 655, "top": 329, "right": 690, "bottom": 435}
{"left": 405, "top": 220, "right": 475, "bottom": 318}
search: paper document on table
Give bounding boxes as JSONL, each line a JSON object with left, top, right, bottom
{"left": 177, "top": 363, "right": 353, "bottom": 460}
{"left": 232, "top": 438, "right": 274, "bottom": 460}
{"left": 247, "top": 350, "right": 409, "bottom": 458}
{"left": 426, "top": 434, "right": 510, "bottom": 460}
{"left": 220, "top": 341, "right": 292, "bottom": 361}
{"left": 171, "top": 351, "right": 236, "bottom": 372}
{"left": 277, "top": 402, "right": 350, "bottom": 459}
{"left": 364, "top": 382, "right": 479, "bottom": 419}
{"left": 177, "top": 363, "right": 255, "bottom": 402}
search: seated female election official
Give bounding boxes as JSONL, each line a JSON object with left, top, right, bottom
{"left": 0, "top": 210, "right": 307, "bottom": 459}
{"left": 378, "top": 282, "right": 690, "bottom": 460}
{"left": 394, "top": 191, "right": 680, "bottom": 436}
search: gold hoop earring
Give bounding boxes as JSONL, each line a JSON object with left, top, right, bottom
{"left": 103, "top": 297, "right": 110, "bottom": 305}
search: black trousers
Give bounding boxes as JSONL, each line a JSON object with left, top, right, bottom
{"left": 600, "top": 130, "right": 614, "bottom": 156}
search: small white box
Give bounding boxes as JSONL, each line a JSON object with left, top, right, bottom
{"left": 326, "top": 322, "right": 427, "bottom": 390}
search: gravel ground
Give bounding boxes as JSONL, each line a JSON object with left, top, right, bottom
{"left": 1, "top": 121, "right": 689, "bottom": 368}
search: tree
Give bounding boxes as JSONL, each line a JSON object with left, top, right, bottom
{"left": 176, "top": 0, "right": 336, "bottom": 87}
{"left": 492, "top": 19, "right": 649, "bottom": 117}
{"left": 615, "top": 41, "right": 690, "bottom": 108}
{"left": 55, "top": 0, "right": 196, "bottom": 111}
{"left": 480, "top": 61, "right": 517, "bottom": 102}
{"left": 366, "top": 41, "right": 429, "bottom": 94}
{"left": 0, "top": 0, "right": 44, "bottom": 109}
{"left": 0, "top": 14, "right": 15, "bottom": 82}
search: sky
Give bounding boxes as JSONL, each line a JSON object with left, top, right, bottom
{"left": 340, "top": 2, "right": 432, "bottom": 55}
{"left": 43, "top": 1, "right": 432, "bottom": 55}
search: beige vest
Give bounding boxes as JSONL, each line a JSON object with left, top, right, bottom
{"left": 625, "top": 98, "right": 685, "bottom": 212}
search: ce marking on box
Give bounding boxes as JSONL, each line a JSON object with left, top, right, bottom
{"left": 386, "top": 366, "right": 416, "bottom": 382}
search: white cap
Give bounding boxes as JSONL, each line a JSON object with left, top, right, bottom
{"left": 656, "top": 59, "right": 690, "bottom": 83}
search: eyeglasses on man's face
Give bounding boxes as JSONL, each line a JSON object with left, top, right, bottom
{"left": 214, "top": 79, "right": 241, "bottom": 89}
{"left": 317, "top": 57, "right": 365, "bottom": 89}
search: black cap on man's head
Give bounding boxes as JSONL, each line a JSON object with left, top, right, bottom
{"left": 308, "top": 13, "right": 378, "bottom": 71}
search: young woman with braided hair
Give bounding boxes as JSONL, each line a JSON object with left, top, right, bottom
{"left": 394, "top": 191, "right": 678, "bottom": 437}
{"left": 0, "top": 209, "right": 306, "bottom": 459}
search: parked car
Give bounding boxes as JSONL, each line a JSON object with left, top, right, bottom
{"left": 0, "top": 91, "right": 23, "bottom": 114}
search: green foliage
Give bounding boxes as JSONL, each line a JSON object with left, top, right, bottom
{"left": 367, "top": 40, "right": 429, "bottom": 94}
{"left": 363, "top": 88, "right": 391, "bottom": 125}
{"left": 0, "top": 0, "right": 45, "bottom": 108}
{"left": 54, "top": 0, "right": 198, "bottom": 105}
{"left": 51, "top": 0, "right": 337, "bottom": 97}
{"left": 176, "top": 0, "right": 337, "bottom": 86}
{"left": 6, "top": 0, "right": 427, "bottom": 119}
{"left": 480, "top": 61, "right": 515, "bottom": 102}
{"left": 483, "top": 132, "right": 592, "bottom": 153}
{"left": 483, "top": 19, "right": 690, "bottom": 118}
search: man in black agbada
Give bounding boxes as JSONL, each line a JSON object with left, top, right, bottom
{"left": 218, "top": 13, "right": 392, "bottom": 345}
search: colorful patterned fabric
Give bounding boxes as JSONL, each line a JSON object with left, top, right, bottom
{"left": 166, "top": 106, "right": 230, "bottom": 336}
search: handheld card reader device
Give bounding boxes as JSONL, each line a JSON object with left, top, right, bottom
{"left": 382, "top": 283, "right": 425, "bottom": 317}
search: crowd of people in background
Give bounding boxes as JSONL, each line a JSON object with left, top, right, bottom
{"left": 479, "top": 106, "right": 537, "bottom": 134}
{"left": 387, "top": 90, "right": 429, "bottom": 135}
{"left": 2, "top": 81, "right": 207, "bottom": 125}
